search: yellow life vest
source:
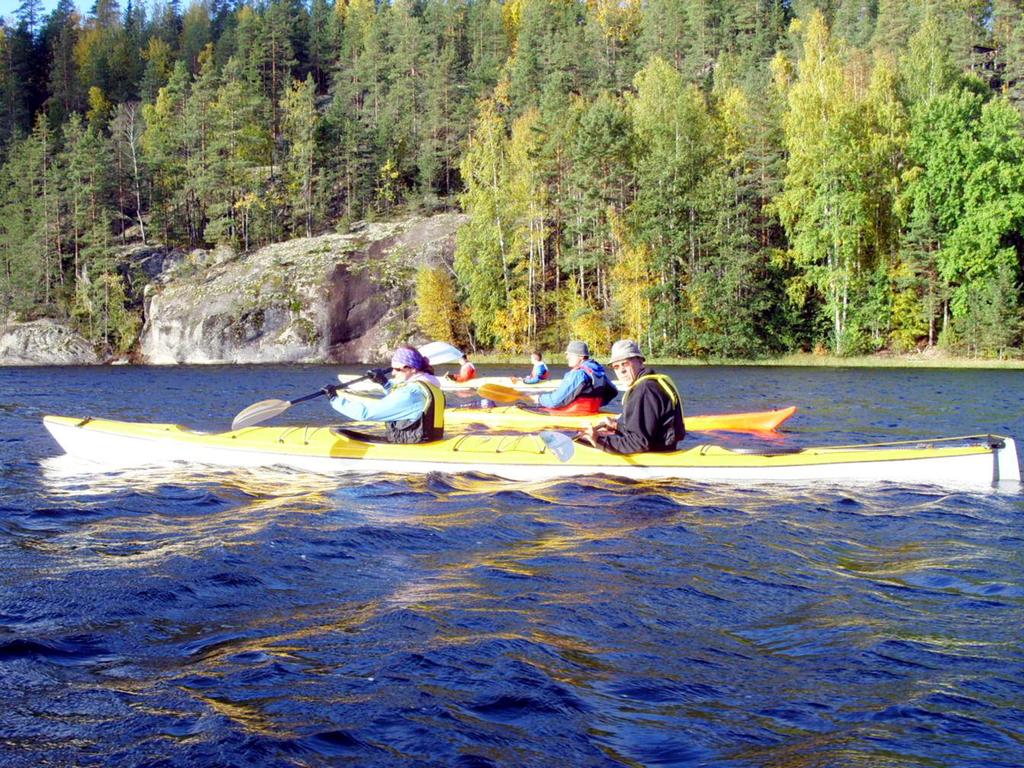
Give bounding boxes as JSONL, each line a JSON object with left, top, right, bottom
{"left": 622, "top": 373, "right": 682, "bottom": 414}
{"left": 385, "top": 379, "right": 446, "bottom": 443}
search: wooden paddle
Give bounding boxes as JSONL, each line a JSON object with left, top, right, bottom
{"left": 476, "top": 383, "right": 531, "bottom": 404}
{"left": 231, "top": 341, "right": 467, "bottom": 430}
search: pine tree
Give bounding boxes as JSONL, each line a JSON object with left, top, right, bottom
{"left": 563, "top": 91, "right": 634, "bottom": 311}
{"left": 142, "top": 60, "right": 191, "bottom": 243}
{"left": 381, "top": 0, "right": 428, "bottom": 204}
{"left": 507, "top": 0, "right": 590, "bottom": 115}
{"left": 43, "top": 0, "right": 80, "bottom": 127}
{"left": 180, "top": 1, "right": 212, "bottom": 72}
{"left": 870, "top": 0, "right": 920, "bottom": 53}
{"left": 205, "top": 56, "right": 272, "bottom": 249}
{"left": 141, "top": 37, "right": 175, "bottom": 104}
{"left": 463, "top": 0, "right": 508, "bottom": 103}
{"left": 638, "top": 0, "right": 694, "bottom": 75}
{"left": 0, "top": 120, "right": 56, "bottom": 316}
{"left": 833, "top": 0, "right": 877, "bottom": 48}
{"left": 60, "top": 112, "right": 113, "bottom": 283}
{"left": 993, "top": 0, "right": 1024, "bottom": 112}
{"left": 323, "top": 0, "right": 384, "bottom": 219}
{"left": 308, "top": 0, "right": 334, "bottom": 92}
{"left": 17, "top": 0, "right": 45, "bottom": 35}
{"left": 183, "top": 46, "right": 220, "bottom": 245}
{"left": 262, "top": 0, "right": 299, "bottom": 136}
{"left": 281, "top": 74, "right": 319, "bottom": 237}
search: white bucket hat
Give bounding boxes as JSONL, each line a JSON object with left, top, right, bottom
{"left": 608, "top": 339, "right": 645, "bottom": 366}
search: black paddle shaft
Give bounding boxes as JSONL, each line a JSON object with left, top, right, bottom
{"left": 293, "top": 370, "right": 376, "bottom": 405}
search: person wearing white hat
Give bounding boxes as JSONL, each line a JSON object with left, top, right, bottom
{"left": 527, "top": 340, "right": 618, "bottom": 414}
{"left": 579, "top": 339, "right": 684, "bottom": 453}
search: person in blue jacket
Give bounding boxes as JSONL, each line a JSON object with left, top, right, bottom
{"left": 323, "top": 345, "right": 445, "bottom": 443}
{"left": 528, "top": 340, "right": 617, "bottom": 413}
{"left": 517, "top": 351, "right": 549, "bottom": 385}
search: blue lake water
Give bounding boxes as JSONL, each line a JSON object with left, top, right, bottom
{"left": 2, "top": 364, "right": 1023, "bottom": 767}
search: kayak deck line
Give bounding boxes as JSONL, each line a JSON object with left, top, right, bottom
{"left": 42, "top": 415, "right": 1021, "bottom": 488}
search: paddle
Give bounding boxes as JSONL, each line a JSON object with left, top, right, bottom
{"left": 416, "top": 340, "right": 463, "bottom": 363}
{"left": 231, "top": 341, "right": 467, "bottom": 431}
{"left": 477, "top": 383, "right": 530, "bottom": 404}
{"left": 540, "top": 430, "right": 576, "bottom": 462}
{"left": 230, "top": 373, "right": 375, "bottom": 431}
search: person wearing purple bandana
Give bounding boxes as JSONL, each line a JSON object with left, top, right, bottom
{"left": 325, "top": 344, "right": 446, "bottom": 443}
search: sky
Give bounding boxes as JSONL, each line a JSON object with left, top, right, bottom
{"left": 0, "top": 0, "right": 73, "bottom": 24}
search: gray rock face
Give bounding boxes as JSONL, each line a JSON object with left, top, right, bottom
{"left": 0, "top": 319, "right": 100, "bottom": 366}
{"left": 139, "top": 213, "right": 465, "bottom": 364}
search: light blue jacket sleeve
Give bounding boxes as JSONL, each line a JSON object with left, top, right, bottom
{"left": 329, "top": 384, "right": 427, "bottom": 422}
{"left": 538, "top": 368, "right": 586, "bottom": 409}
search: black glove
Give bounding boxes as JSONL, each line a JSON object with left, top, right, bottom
{"left": 367, "top": 367, "right": 389, "bottom": 386}
{"left": 321, "top": 384, "right": 339, "bottom": 400}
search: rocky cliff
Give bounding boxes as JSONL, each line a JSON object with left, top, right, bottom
{"left": 0, "top": 319, "right": 100, "bottom": 366}
{"left": 140, "top": 214, "right": 465, "bottom": 364}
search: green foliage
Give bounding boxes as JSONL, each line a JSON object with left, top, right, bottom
{"left": 903, "top": 87, "right": 1024, "bottom": 344}
{"left": 415, "top": 265, "right": 462, "bottom": 344}
{"left": 775, "top": 12, "right": 907, "bottom": 355}
{"left": 454, "top": 97, "right": 514, "bottom": 348}
{"left": 0, "top": 126, "right": 50, "bottom": 317}
{"left": 0, "top": 0, "right": 1022, "bottom": 361}
{"left": 281, "top": 75, "right": 320, "bottom": 237}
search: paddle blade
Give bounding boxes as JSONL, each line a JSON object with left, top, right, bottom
{"left": 418, "top": 341, "right": 463, "bottom": 365}
{"left": 540, "top": 431, "right": 576, "bottom": 463}
{"left": 477, "top": 383, "right": 524, "bottom": 404}
{"left": 231, "top": 398, "right": 291, "bottom": 431}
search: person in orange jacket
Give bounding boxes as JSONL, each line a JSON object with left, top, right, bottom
{"left": 445, "top": 354, "right": 476, "bottom": 383}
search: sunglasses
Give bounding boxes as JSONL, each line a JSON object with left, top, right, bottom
{"left": 392, "top": 366, "right": 410, "bottom": 372}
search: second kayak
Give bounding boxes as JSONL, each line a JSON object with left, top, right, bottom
{"left": 442, "top": 405, "right": 797, "bottom": 434}
{"left": 338, "top": 373, "right": 566, "bottom": 393}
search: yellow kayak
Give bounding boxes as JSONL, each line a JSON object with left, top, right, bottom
{"left": 42, "top": 415, "right": 1019, "bottom": 488}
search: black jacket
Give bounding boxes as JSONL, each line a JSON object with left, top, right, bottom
{"left": 597, "top": 367, "right": 684, "bottom": 454}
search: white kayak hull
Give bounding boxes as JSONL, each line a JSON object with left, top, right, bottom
{"left": 43, "top": 416, "right": 1021, "bottom": 489}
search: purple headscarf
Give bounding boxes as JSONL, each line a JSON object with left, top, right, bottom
{"left": 391, "top": 346, "right": 426, "bottom": 371}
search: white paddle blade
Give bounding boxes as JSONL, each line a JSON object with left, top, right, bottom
{"left": 418, "top": 341, "right": 463, "bottom": 365}
{"left": 231, "top": 399, "right": 291, "bottom": 431}
{"left": 540, "top": 431, "right": 576, "bottom": 463}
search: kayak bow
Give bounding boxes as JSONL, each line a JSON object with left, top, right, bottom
{"left": 43, "top": 415, "right": 1020, "bottom": 489}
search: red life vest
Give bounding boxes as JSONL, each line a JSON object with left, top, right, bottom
{"left": 541, "top": 360, "right": 608, "bottom": 414}
{"left": 542, "top": 397, "right": 604, "bottom": 415}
